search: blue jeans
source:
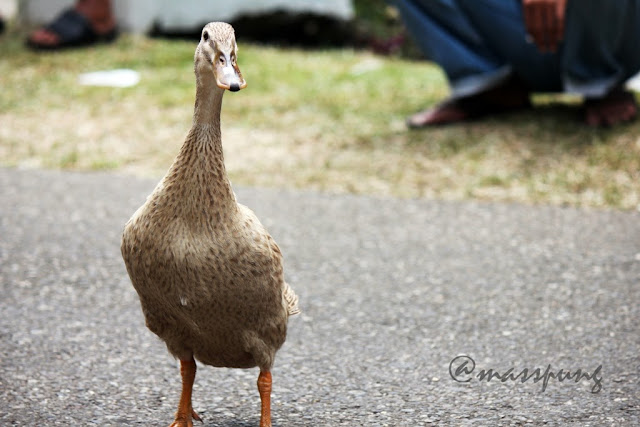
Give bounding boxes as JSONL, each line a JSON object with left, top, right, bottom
{"left": 395, "top": 0, "right": 640, "bottom": 98}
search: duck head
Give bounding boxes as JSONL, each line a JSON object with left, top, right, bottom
{"left": 195, "top": 22, "right": 247, "bottom": 92}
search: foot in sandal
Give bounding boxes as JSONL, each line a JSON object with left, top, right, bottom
{"left": 407, "top": 75, "right": 532, "bottom": 128}
{"left": 27, "top": 0, "right": 117, "bottom": 50}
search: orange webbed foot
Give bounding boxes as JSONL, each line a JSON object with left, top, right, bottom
{"left": 168, "top": 410, "right": 202, "bottom": 427}
{"left": 169, "top": 358, "right": 202, "bottom": 427}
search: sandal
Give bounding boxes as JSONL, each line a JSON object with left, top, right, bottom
{"left": 27, "top": 8, "right": 117, "bottom": 50}
{"left": 407, "top": 76, "right": 532, "bottom": 128}
{"left": 584, "top": 87, "right": 638, "bottom": 127}
{"left": 407, "top": 93, "right": 532, "bottom": 128}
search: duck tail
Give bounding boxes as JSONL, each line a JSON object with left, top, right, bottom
{"left": 283, "top": 282, "right": 300, "bottom": 316}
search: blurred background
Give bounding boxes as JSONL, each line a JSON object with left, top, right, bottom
{"left": 1, "top": 0, "right": 639, "bottom": 210}
{"left": 4, "top": 0, "right": 417, "bottom": 55}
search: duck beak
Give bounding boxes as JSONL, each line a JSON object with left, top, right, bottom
{"left": 214, "top": 53, "right": 247, "bottom": 92}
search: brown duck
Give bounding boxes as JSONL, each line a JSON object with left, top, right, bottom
{"left": 121, "top": 22, "right": 299, "bottom": 427}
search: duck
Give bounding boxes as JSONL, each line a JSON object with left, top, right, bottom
{"left": 121, "top": 22, "right": 299, "bottom": 427}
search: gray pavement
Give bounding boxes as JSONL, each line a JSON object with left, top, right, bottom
{"left": 1, "top": 167, "right": 638, "bottom": 426}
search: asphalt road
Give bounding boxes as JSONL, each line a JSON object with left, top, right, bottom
{"left": 1, "top": 167, "right": 638, "bottom": 426}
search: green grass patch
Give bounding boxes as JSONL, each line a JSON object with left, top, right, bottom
{"left": 0, "top": 29, "right": 639, "bottom": 209}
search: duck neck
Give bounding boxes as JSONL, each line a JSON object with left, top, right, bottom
{"left": 165, "top": 75, "right": 236, "bottom": 216}
{"left": 193, "top": 73, "right": 224, "bottom": 127}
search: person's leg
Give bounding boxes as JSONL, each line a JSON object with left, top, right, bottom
{"left": 397, "top": 0, "right": 536, "bottom": 126}
{"left": 27, "top": 0, "right": 116, "bottom": 49}
{"left": 562, "top": 0, "right": 640, "bottom": 126}
{"left": 563, "top": 0, "right": 640, "bottom": 97}
{"left": 396, "top": 0, "right": 511, "bottom": 98}
{"left": 456, "top": 0, "right": 562, "bottom": 93}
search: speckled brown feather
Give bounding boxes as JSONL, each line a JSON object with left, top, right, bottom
{"left": 121, "top": 22, "right": 299, "bottom": 372}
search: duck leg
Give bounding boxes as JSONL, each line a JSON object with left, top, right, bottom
{"left": 257, "top": 370, "right": 272, "bottom": 427}
{"left": 169, "top": 357, "right": 202, "bottom": 427}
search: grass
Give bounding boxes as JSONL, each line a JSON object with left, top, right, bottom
{"left": 1, "top": 29, "right": 639, "bottom": 210}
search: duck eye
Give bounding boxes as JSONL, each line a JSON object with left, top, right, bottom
{"left": 202, "top": 31, "right": 209, "bottom": 41}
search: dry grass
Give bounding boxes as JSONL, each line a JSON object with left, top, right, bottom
{"left": 1, "top": 31, "right": 639, "bottom": 209}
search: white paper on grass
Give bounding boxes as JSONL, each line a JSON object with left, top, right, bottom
{"left": 78, "top": 69, "right": 141, "bottom": 88}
